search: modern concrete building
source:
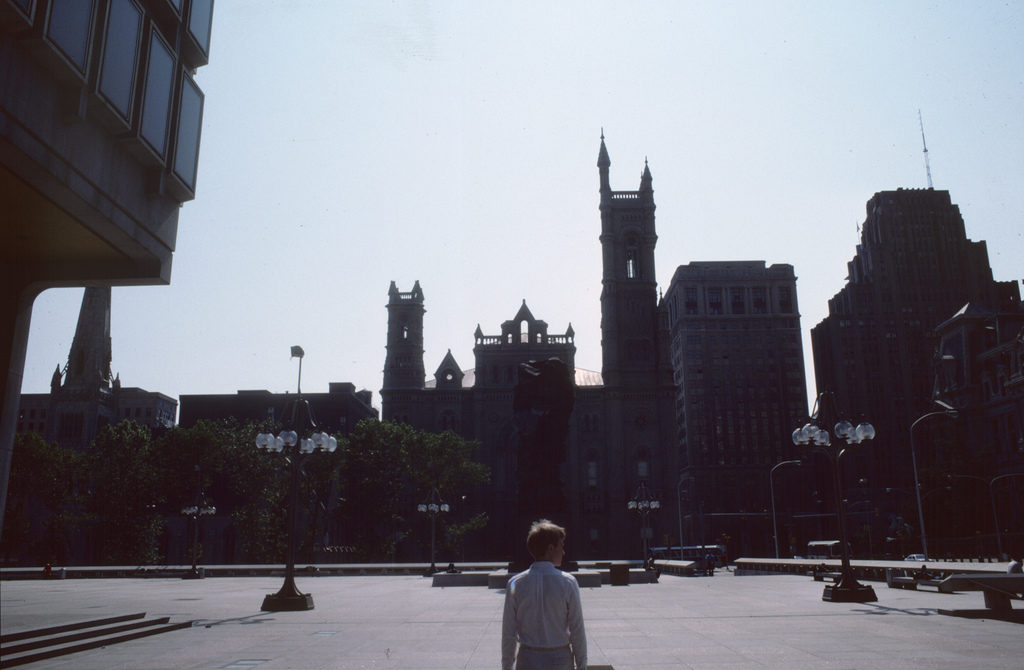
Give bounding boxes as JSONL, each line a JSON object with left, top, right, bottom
{"left": 810, "top": 189, "right": 1020, "bottom": 548}
{"left": 1, "top": 0, "right": 213, "bottom": 536}
{"left": 663, "top": 261, "right": 809, "bottom": 557}
{"left": 381, "top": 137, "right": 678, "bottom": 561}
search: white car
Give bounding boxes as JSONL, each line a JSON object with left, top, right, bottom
{"left": 903, "top": 554, "right": 927, "bottom": 562}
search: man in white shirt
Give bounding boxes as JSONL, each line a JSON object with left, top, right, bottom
{"left": 502, "top": 519, "right": 587, "bottom": 670}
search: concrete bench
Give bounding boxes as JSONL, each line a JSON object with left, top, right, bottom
{"left": 886, "top": 569, "right": 941, "bottom": 590}
{"left": 486, "top": 570, "right": 603, "bottom": 590}
{"left": 936, "top": 574, "right": 1024, "bottom": 622}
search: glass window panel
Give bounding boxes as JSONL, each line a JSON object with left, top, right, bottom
{"left": 12, "top": 0, "right": 34, "bottom": 18}
{"left": 173, "top": 73, "right": 203, "bottom": 189}
{"left": 46, "top": 0, "right": 95, "bottom": 74}
{"left": 188, "top": 0, "right": 213, "bottom": 53}
{"left": 140, "top": 32, "right": 175, "bottom": 157}
{"left": 98, "top": 0, "right": 142, "bottom": 119}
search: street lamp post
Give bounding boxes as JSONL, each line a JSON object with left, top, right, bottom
{"left": 181, "top": 463, "right": 215, "bottom": 579}
{"left": 417, "top": 488, "right": 449, "bottom": 575}
{"left": 254, "top": 347, "right": 337, "bottom": 611}
{"left": 181, "top": 500, "right": 215, "bottom": 579}
{"left": 677, "top": 475, "right": 690, "bottom": 559}
{"left": 792, "top": 391, "right": 877, "bottom": 603}
{"left": 770, "top": 460, "right": 801, "bottom": 558}
{"left": 910, "top": 403, "right": 957, "bottom": 560}
{"left": 627, "top": 481, "right": 660, "bottom": 566}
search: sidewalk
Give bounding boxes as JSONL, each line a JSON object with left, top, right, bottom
{"left": 2, "top": 571, "right": 1022, "bottom": 669}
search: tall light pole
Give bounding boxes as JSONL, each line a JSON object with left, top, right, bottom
{"left": 627, "top": 481, "right": 660, "bottom": 566}
{"left": 770, "top": 460, "right": 801, "bottom": 558}
{"left": 793, "top": 391, "right": 877, "bottom": 603}
{"left": 254, "top": 347, "right": 337, "bottom": 611}
{"left": 910, "top": 402, "right": 957, "bottom": 559}
{"left": 676, "top": 474, "right": 691, "bottom": 558}
{"left": 181, "top": 463, "right": 215, "bottom": 580}
{"left": 417, "top": 488, "right": 449, "bottom": 575}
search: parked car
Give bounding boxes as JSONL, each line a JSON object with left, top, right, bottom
{"left": 903, "top": 553, "right": 927, "bottom": 561}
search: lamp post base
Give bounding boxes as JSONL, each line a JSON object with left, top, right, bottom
{"left": 822, "top": 582, "right": 877, "bottom": 603}
{"left": 261, "top": 576, "right": 314, "bottom": 611}
{"left": 261, "top": 591, "right": 314, "bottom": 611}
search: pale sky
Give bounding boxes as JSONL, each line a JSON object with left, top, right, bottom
{"left": 21, "top": 1, "right": 1024, "bottom": 414}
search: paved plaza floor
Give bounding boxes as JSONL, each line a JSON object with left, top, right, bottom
{"left": 2, "top": 571, "right": 1022, "bottom": 669}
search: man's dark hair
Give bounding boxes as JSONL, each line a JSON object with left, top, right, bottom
{"left": 527, "top": 519, "right": 565, "bottom": 560}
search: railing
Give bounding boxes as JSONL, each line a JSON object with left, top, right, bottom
{"left": 610, "top": 191, "right": 639, "bottom": 199}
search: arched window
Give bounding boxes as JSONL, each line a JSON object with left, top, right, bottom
{"left": 626, "top": 250, "right": 637, "bottom": 279}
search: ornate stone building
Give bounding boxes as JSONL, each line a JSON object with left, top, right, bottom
{"left": 16, "top": 287, "right": 176, "bottom": 450}
{"left": 381, "top": 137, "right": 678, "bottom": 561}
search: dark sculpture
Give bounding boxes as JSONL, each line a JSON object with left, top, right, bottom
{"left": 512, "top": 359, "right": 575, "bottom": 547}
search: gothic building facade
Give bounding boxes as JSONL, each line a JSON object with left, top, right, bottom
{"left": 381, "top": 137, "right": 678, "bottom": 561}
{"left": 16, "top": 287, "right": 176, "bottom": 450}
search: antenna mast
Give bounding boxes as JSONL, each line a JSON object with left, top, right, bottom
{"left": 918, "top": 109, "right": 933, "bottom": 189}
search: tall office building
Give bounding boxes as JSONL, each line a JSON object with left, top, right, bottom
{"left": 663, "top": 261, "right": 808, "bottom": 556}
{"left": 811, "top": 189, "right": 1020, "bottom": 503}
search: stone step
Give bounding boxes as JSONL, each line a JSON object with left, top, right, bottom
{"left": 0, "top": 614, "right": 192, "bottom": 668}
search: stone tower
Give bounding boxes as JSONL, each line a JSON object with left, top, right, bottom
{"left": 381, "top": 281, "right": 426, "bottom": 420}
{"left": 598, "top": 134, "right": 669, "bottom": 388}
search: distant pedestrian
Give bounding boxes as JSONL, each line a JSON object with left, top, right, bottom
{"left": 502, "top": 519, "right": 587, "bottom": 670}
{"left": 1008, "top": 557, "right": 1022, "bottom": 574}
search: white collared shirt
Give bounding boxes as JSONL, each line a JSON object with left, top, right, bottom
{"left": 501, "top": 561, "right": 587, "bottom": 670}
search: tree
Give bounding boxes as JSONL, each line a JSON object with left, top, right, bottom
{"left": 152, "top": 418, "right": 287, "bottom": 563}
{"left": 336, "top": 419, "right": 490, "bottom": 562}
{"left": 85, "top": 421, "right": 163, "bottom": 564}
{"left": 0, "top": 432, "right": 83, "bottom": 565}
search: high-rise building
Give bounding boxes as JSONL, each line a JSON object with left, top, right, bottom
{"left": 663, "top": 261, "right": 808, "bottom": 556}
{"left": 811, "top": 189, "right": 1020, "bottom": 510}
{"left": 381, "top": 137, "right": 678, "bottom": 561}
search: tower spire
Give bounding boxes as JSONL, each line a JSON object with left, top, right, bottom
{"left": 64, "top": 287, "right": 113, "bottom": 390}
{"left": 598, "top": 130, "right": 610, "bottom": 194}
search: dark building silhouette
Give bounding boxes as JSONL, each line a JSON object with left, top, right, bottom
{"left": 16, "top": 287, "right": 176, "bottom": 449}
{"left": 179, "top": 383, "right": 377, "bottom": 434}
{"left": 810, "top": 189, "right": 1020, "bottom": 538}
{"left": 930, "top": 302, "right": 1024, "bottom": 558}
{"left": 2, "top": 0, "right": 213, "bottom": 537}
{"left": 663, "top": 261, "right": 809, "bottom": 557}
{"left": 381, "top": 136, "right": 678, "bottom": 561}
